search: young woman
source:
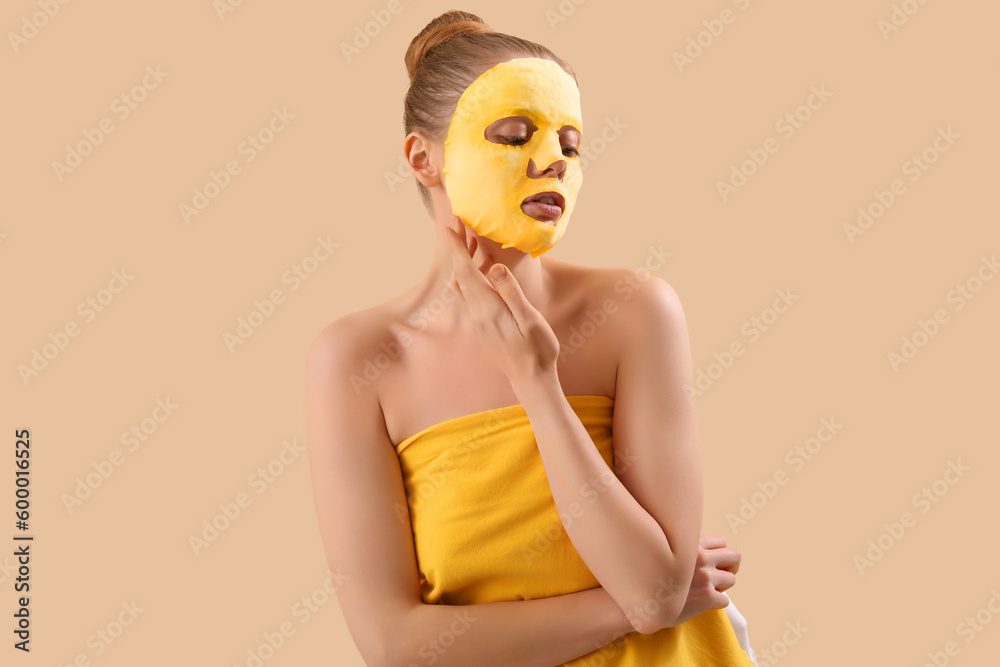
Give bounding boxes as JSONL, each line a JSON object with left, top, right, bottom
{"left": 305, "top": 10, "right": 757, "bottom": 666}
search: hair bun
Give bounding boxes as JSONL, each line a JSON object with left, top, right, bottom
{"left": 405, "top": 10, "right": 493, "bottom": 82}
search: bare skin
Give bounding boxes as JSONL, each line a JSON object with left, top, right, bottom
{"left": 304, "top": 123, "right": 744, "bottom": 665}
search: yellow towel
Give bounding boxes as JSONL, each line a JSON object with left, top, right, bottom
{"left": 395, "top": 394, "right": 755, "bottom": 666}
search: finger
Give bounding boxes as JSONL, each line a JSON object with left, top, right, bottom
{"left": 712, "top": 547, "right": 742, "bottom": 574}
{"left": 712, "top": 570, "right": 737, "bottom": 593}
{"left": 446, "top": 268, "right": 468, "bottom": 319}
{"left": 447, "top": 226, "right": 497, "bottom": 323}
{"left": 453, "top": 216, "right": 472, "bottom": 254}
{"left": 478, "top": 253, "right": 496, "bottom": 277}
{"left": 452, "top": 214, "right": 466, "bottom": 236}
{"left": 446, "top": 222, "right": 476, "bottom": 270}
{"left": 452, "top": 218, "right": 493, "bottom": 278}
{"left": 448, "top": 232, "right": 485, "bottom": 292}
{"left": 441, "top": 216, "right": 465, "bottom": 249}
{"left": 488, "top": 264, "right": 536, "bottom": 333}
{"left": 446, "top": 233, "right": 469, "bottom": 306}
{"left": 445, "top": 222, "right": 471, "bottom": 307}
{"left": 699, "top": 535, "right": 727, "bottom": 549}
{"left": 707, "top": 590, "right": 732, "bottom": 610}
{"left": 467, "top": 229, "right": 477, "bottom": 257}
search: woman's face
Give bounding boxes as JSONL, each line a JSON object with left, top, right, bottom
{"left": 443, "top": 57, "right": 583, "bottom": 258}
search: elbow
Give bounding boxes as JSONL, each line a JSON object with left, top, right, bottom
{"left": 367, "top": 638, "right": 401, "bottom": 667}
{"left": 369, "top": 629, "right": 406, "bottom": 667}
{"left": 355, "top": 636, "right": 390, "bottom": 667}
{"left": 381, "top": 640, "right": 429, "bottom": 667}
{"left": 630, "top": 541, "right": 698, "bottom": 634}
{"left": 628, "top": 606, "right": 681, "bottom": 635}
{"left": 345, "top": 615, "right": 397, "bottom": 667}
{"left": 625, "top": 571, "right": 688, "bottom": 635}
{"left": 373, "top": 605, "right": 420, "bottom": 667}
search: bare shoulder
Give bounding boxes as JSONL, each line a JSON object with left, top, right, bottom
{"left": 307, "top": 307, "right": 379, "bottom": 362}
{"left": 304, "top": 303, "right": 397, "bottom": 407}
{"left": 546, "top": 256, "right": 683, "bottom": 325}
{"left": 302, "top": 305, "right": 425, "bottom": 664}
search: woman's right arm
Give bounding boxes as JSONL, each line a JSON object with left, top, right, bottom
{"left": 304, "top": 319, "right": 636, "bottom": 667}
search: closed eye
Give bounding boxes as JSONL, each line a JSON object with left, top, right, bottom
{"left": 502, "top": 136, "right": 579, "bottom": 157}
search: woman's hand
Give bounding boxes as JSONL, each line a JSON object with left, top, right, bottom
{"left": 672, "top": 535, "right": 742, "bottom": 626}
{"left": 445, "top": 216, "right": 560, "bottom": 385}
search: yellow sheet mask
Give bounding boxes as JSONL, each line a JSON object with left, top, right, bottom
{"left": 443, "top": 57, "right": 583, "bottom": 258}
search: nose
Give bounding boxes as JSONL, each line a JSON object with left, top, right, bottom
{"left": 526, "top": 157, "right": 566, "bottom": 181}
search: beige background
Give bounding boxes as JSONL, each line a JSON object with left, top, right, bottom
{"left": 3, "top": 0, "right": 998, "bottom": 665}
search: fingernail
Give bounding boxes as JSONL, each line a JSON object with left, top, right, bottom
{"left": 490, "top": 265, "right": 507, "bottom": 281}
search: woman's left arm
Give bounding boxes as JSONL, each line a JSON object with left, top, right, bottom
{"left": 512, "top": 275, "right": 703, "bottom": 636}
{"left": 444, "top": 221, "right": 703, "bottom": 635}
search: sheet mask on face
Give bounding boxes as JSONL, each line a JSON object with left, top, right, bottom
{"left": 443, "top": 57, "right": 583, "bottom": 258}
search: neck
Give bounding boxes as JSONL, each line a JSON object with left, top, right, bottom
{"left": 416, "top": 220, "right": 554, "bottom": 333}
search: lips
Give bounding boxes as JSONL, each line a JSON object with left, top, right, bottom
{"left": 521, "top": 191, "right": 565, "bottom": 224}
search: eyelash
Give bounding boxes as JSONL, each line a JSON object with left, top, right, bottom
{"left": 502, "top": 136, "right": 579, "bottom": 157}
